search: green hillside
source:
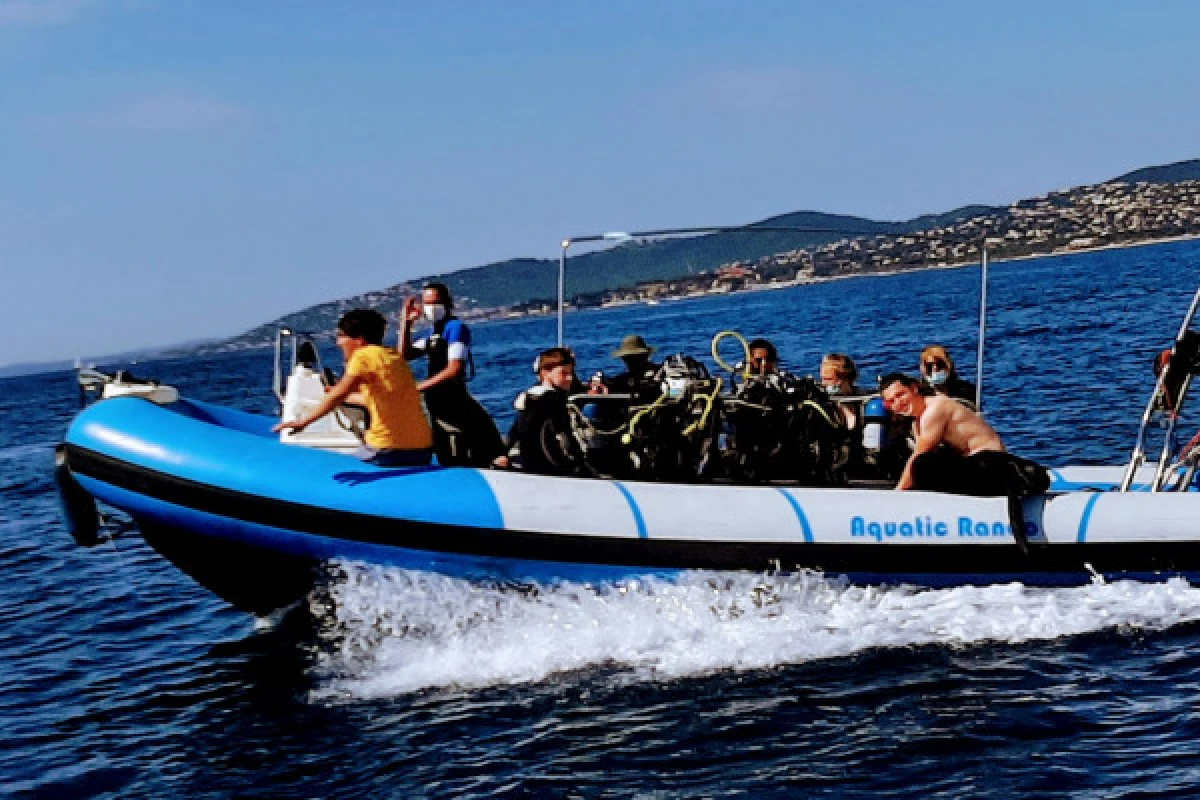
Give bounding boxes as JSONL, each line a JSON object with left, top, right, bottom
{"left": 213, "top": 210, "right": 943, "bottom": 350}
{"left": 197, "top": 156, "right": 1198, "bottom": 354}
{"left": 440, "top": 212, "right": 895, "bottom": 309}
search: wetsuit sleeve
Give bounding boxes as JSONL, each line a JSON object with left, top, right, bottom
{"left": 442, "top": 320, "right": 471, "bottom": 363}
{"left": 505, "top": 411, "right": 524, "bottom": 460}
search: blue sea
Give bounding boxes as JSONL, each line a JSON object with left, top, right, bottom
{"left": 6, "top": 240, "right": 1200, "bottom": 798}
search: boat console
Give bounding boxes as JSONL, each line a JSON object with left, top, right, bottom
{"left": 272, "top": 328, "right": 366, "bottom": 454}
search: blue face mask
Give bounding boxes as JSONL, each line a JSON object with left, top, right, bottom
{"left": 928, "top": 369, "right": 949, "bottom": 386}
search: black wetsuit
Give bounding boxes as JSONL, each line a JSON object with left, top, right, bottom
{"left": 505, "top": 384, "right": 593, "bottom": 477}
{"left": 606, "top": 361, "right": 661, "bottom": 404}
{"left": 416, "top": 317, "right": 505, "bottom": 467}
{"left": 910, "top": 448, "right": 1049, "bottom": 497}
{"left": 910, "top": 446, "right": 1050, "bottom": 551}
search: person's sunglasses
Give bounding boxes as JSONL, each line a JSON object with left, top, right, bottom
{"left": 922, "top": 359, "right": 946, "bottom": 372}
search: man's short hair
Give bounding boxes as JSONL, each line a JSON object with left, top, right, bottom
{"left": 535, "top": 346, "right": 575, "bottom": 373}
{"left": 879, "top": 371, "right": 921, "bottom": 392}
{"left": 423, "top": 281, "right": 454, "bottom": 310}
{"left": 747, "top": 338, "right": 778, "bottom": 362}
{"left": 338, "top": 309, "right": 387, "bottom": 345}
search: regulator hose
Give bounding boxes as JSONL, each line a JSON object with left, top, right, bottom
{"left": 711, "top": 330, "right": 752, "bottom": 379}
{"left": 682, "top": 377, "right": 724, "bottom": 438}
{"left": 622, "top": 392, "right": 670, "bottom": 445}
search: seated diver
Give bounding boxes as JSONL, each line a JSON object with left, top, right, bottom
{"left": 918, "top": 344, "right": 977, "bottom": 409}
{"left": 747, "top": 338, "right": 779, "bottom": 377}
{"left": 494, "top": 347, "right": 596, "bottom": 478}
{"left": 592, "top": 334, "right": 662, "bottom": 403}
{"left": 819, "top": 353, "right": 863, "bottom": 429}
{"left": 583, "top": 334, "right": 665, "bottom": 478}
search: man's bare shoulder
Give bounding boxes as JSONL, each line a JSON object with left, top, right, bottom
{"left": 922, "top": 394, "right": 958, "bottom": 417}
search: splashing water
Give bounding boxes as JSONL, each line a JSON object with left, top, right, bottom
{"left": 307, "top": 562, "right": 1200, "bottom": 701}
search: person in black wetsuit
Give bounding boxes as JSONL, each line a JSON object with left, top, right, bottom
{"left": 495, "top": 347, "right": 594, "bottom": 477}
{"left": 580, "top": 334, "right": 664, "bottom": 478}
{"left": 399, "top": 282, "right": 504, "bottom": 466}
{"left": 595, "top": 334, "right": 662, "bottom": 404}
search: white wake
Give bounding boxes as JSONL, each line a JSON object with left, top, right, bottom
{"left": 307, "top": 562, "right": 1200, "bottom": 701}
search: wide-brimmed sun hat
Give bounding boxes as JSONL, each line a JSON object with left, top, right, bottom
{"left": 612, "top": 334, "right": 656, "bottom": 358}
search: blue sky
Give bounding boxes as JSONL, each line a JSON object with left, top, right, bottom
{"left": 4, "top": 0, "right": 1200, "bottom": 366}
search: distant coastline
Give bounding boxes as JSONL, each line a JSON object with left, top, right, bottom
{"left": 10, "top": 162, "right": 1200, "bottom": 377}
{"left": 6, "top": 231, "right": 1196, "bottom": 381}
{"left": 814, "top": 230, "right": 1200, "bottom": 284}
{"left": 501, "top": 230, "right": 1200, "bottom": 320}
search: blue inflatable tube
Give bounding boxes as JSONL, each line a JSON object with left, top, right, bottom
{"left": 60, "top": 396, "right": 1200, "bottom": 614}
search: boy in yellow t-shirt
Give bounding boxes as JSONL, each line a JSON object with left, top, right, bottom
{"left": 273, "top": 309, "right": 434, "bottom": 466}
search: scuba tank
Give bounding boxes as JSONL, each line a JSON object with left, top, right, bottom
{"left": 862, "top": 396, "right": 888, "bottom": 454}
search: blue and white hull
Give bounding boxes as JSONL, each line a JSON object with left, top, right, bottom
{"left": 59, "top": 396, "right": 1200, "bottom": 614}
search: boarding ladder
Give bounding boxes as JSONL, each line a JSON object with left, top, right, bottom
{"left": 1120, "top": 287, "right": 1200, "bottom": 492}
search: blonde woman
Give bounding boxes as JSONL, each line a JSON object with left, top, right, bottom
{"left": 820, "top": 353, "right": 862, "bottom": 429}
{"left": 918, "top": 345, "right": 977, "bottom": 408}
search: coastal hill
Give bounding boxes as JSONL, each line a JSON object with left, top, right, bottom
{"left": 1113, "top": 158, "right": 1200, "bottom": 185}
{"left": 192, "top": 158, "right": 1199, "bottom": 355}
{"left": 202, "top": 205, "right": 997, "bottom": 353}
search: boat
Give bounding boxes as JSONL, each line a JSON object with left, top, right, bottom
{"left": 54, "top": 232, "right": 1200, "bottom": 615}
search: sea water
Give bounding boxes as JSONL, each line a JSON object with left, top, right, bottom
{"left": 4, "top": 240, "right": 1200, "bottom": 797}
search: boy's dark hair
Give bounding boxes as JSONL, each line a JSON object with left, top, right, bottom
{"left": 747, "top": 338, "right": 778, "bottom": 362}
{"left": 535, "top": 346, "right": 575, "bottom": 373}
{"left": 878, "top": 372, "right": 921, "bottom": 392}
{"left": 423, "top": 281, "right": 454, "bottom": 310}
{"left": 338, "top": 309, "right": 387, "bottom": 345}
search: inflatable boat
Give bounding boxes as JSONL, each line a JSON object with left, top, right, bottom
{"left": 54, "top": 298, "right": 1200, "bottom": 616}
{"left": 55, "top": 225, "right": 1200, "bottom": 614}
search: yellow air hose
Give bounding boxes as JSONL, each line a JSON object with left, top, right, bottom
{"left": 622, "top": 392, "right": 670, "bottom": 445}
{"left": 711, "top": 330, "right": 753, "bottom": 380}
{"left": 682, "top": 377, "right": 724, "bottom": 437}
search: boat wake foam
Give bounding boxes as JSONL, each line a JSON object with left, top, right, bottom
{"left": 307, "top": 562, "right": 1200, "bottom": 701}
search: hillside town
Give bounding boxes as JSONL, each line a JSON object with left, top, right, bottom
{"left": 517, "top": 178, "right": 1200, "bottom": 314}
{"left": 198, "top": 174, "right": 1200, "bottom": 354}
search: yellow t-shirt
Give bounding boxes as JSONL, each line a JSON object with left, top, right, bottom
{"left": 345, "top": 345, "right": 433, "bottom": 451}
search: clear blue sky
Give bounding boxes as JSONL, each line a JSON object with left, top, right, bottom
{"left": 3, "top": 0, "right": 1199, "bottom": 366}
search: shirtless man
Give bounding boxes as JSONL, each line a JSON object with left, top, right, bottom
{"left": 880, "top": 372, "right": 1010, "bottom": 493}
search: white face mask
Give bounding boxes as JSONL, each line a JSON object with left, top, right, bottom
{"left": 423, "top": 303, "right": 447, "bottom": 323}
{"left": 928, "top": 369, "right": 949, "bottom": 386}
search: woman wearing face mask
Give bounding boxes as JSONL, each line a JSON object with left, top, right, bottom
{"left": 399, "top": 282, "right": 505, "bottom": 466}
{"left": 918, "top": 344, "right": 977, "bottom": 409}
{"left": 820, "top": 353, "right": 862, "bottom": 429}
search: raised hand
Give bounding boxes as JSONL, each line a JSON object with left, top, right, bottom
{"left": 403, "top": 295, "right": 421, "bottom": 323}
